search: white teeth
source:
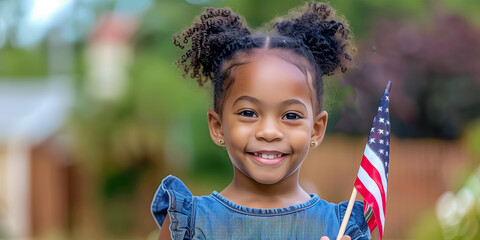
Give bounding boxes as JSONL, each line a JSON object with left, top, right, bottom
{"left": 261, "top": 154, "right": 277, "bottom": 159}
{"left": 252, "top": 152, "right": 284, "bottom": 159}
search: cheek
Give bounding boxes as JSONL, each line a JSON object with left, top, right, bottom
{"left": 288, "top": 127, "right": 311, "bottom": 148}
{"left": 291, "top": 121, "right": 313, "bottom": 145}
{"left": 287, "top": 120, "right": 312, "bottom": 138}
{"left": 224, "top": 120, "right": 252, "bottom": 146}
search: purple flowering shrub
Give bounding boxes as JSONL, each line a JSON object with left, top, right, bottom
{"left": 337, "top": 14, "right": 480, "bottom": 139}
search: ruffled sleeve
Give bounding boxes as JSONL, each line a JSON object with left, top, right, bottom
{"left": 337, "top": 201, "right": 371, "bottom": 240}
{"left": 151, "top": 175, "right": 194, "bottom": 240}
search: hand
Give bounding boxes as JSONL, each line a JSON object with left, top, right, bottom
{"left": 320, "top": 236, "right": 351, "bottom": 240}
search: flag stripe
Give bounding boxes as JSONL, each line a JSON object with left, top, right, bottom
{"left": 367, "top": 216, "right": 376, "bottom": 232}
{"left": 363, "top": 145, "right": 388, "bottom": 195}
{"left": 366, "top": 207, "right": 376, "bottom": 232}
{"left": 355, "top": 178, "right": 384, "bottom": 239}
{"left": 357, "top": 167, "right": 385, "bottom": 228}
{"left": 364, "top": 206, "right": 373, "bottom": 221}
{"left": 355, "top": 179, "right": 381, "bottom": 236}
{"left": 360, "top": 155, "right": 387, "bottom": 213}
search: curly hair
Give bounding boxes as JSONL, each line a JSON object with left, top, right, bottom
{"left": 173, "top": 2, "right": 353, "bottom": 114}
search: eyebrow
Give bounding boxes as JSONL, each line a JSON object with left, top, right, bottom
{"left": 233, "top": 96, "right": 307, "bottom": 110}
{"left": 233, "top": 96, "right": 260, "bottom": 107}
{"left": 280, "top": 99, "right": 307, "bottom": 110}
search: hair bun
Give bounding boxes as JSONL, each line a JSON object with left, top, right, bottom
{"left": 174, "top": 8, "right": 252, "bottom": 86}
{"left": 274, "top": 2, "right": 353, "bottom": 76}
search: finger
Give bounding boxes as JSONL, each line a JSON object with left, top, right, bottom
{"left": 341, "top": 235, "right": 352, "bottom": 240}
{"left": 320, "top": 237, "right": 330, "bottom": 240}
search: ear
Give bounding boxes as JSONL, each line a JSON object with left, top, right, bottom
{"left": 207, "top": 109, "right": 225, "bottom": 146}
{"left": 311, "top": 111, "right": 328, "bottom": 147}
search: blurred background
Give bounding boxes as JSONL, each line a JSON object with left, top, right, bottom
{"left": 0, "top": 0, "right": 479, "bottom": 239}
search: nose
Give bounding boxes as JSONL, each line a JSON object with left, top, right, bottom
{"left": 255, "top": 116, "right": 283, "bottom": 142}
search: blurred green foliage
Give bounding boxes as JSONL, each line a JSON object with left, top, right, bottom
{"left": 465, "top": 120, "right": 480, "bottom": 160}
{"left": 0, "top": 46, "right": 48, "bottom": 77}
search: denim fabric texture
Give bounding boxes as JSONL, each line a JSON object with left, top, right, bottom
{"left": 151, "top": 175, "right": 371, "bottom": 240}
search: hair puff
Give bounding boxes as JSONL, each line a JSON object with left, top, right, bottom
{"left": 273, "top": 2, "right": 353, "bottom": 76}
{"left": 174, "top": 8, "right": 252, "bottom": 86}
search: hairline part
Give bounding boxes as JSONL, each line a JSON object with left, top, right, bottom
{"left": 216, "top": 36, "right": 321, "bottom": 118}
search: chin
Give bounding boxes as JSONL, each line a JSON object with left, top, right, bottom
{"left": 251, "top": 173, "right": 285, "bottom": 185}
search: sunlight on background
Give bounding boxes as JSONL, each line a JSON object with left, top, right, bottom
{"left": 0, "top": 0, "right": 480, "bottom": 239}
{"left": 15, "top": 0, "right": 74, "bottom": 47}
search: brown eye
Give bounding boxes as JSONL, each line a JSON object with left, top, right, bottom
{"left": 239, "top": 110, "right": 257, "bottom": 118}
{"left": 283, "top": 112, "right": 300, "bottom": 120}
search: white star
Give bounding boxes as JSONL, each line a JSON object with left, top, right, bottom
{"left": 379, "top": 139, "right": 384, "bottom": 144}
{"left": 385, "top": 161, "right": 388, "bottom": 167}
{"left": 386, "top": 131, "right": 390, "bottom": 135}
{"left": 386, "top": 96, "right": 389, "bottom": 101}
{"left": 371, "top": 127, "right": 375, "bottom": 133}
{"left": 386, "top": 140, "right": 389, "bottom": 146}
{"left": 378, "top": 107, "right": 383, "bottom": 112}
{"left": 387, "top": 120, "right": 390, "bottom": 125}
{"left": 369, "top": 138, "right": 375, "bottom": 144}
{"left": 379, "top": 118, "right": 385, "bottom": 123}
{"left": 379, "top": 149, "right": 384, "bottom": 154}
{"left": 386, "top": 108, "right": 389, "bottom": 113}
{"left": 378, "top": 129, "right": 384, "bottom": 134}
{"left": 386, "top": 151, "right": 389, "bottom": 156}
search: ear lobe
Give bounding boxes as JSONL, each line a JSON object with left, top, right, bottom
{"left": 311, "top": 111, "right": 328, "bottom": 147}
{"left": 207, "top": 109, "right": 224, "bottom": 146}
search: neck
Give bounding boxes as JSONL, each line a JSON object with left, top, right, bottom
{"left": 219, "top": 168, "right": 311, "bottom": 209}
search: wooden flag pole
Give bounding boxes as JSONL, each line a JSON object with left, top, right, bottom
{"left": 336, "top": 187, "right": 358, "bottom": 240}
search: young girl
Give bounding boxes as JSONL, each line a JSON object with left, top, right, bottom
{"left": 151, "top": 2, "right": 370, "bottom": 240}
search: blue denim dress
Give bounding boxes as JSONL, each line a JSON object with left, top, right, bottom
{"left": 151, "top": 175, "right": 370, "bottom": 240}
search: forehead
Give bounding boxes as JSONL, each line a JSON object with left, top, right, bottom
{"left": 226, "top": 53, "right": 314, "bottom": 106}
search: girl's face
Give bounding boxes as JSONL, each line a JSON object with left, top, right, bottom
{"left": 208, "top": 52, "right": 328, "bottom": 185}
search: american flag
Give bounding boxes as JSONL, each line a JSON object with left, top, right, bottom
{"left": 354, "top": 81, "right": 391, "bottom": 239}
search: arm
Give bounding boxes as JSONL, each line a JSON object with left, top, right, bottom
{"left": 158, "top": 214, "right": 172, "bottom": 240}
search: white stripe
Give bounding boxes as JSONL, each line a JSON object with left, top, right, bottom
{"left": 358, "top": 167, "right": 385, "bottom": 231}
{"left": 364, "top": 145, "right": 388, "bottom": 197}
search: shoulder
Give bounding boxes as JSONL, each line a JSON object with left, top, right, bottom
{"left": 337, "top": 201, "right": 371, "bottom": 240}
{"left": 151, "top": 175, "right": 194, "bottom": 239}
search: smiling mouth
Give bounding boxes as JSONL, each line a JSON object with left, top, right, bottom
{"left": 251, "top": 152, "right": 285, "bottom": 159}
{"left": 247, "top": 151, "right": 288, "bottom": 165}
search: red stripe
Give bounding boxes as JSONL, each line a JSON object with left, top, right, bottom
{"left": 364, "top": 205, "right": 377, "bottom": 231}
{"left": 360, "top": 155, "right": 387, "bottom": 214}
{"left": 355, "top": 178, "right": 384, "bottom": 239}
{"left": 364, "top": 204, "right": 377, "bottom": 231}
{"left": 366, "top": 212, "right": 376, "bottom": 232}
